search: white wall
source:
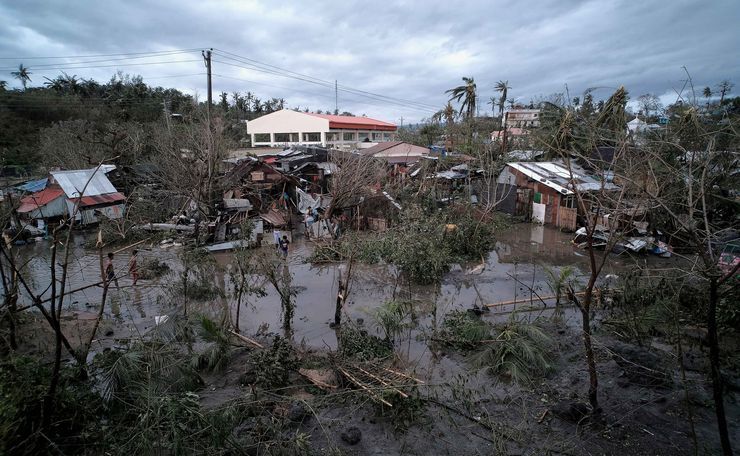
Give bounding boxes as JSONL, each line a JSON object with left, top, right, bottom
{"left": 247, "top": 110, "right": 329, "bottom": 147}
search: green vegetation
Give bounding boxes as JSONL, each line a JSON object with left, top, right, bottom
{"left": 472, "top": 317, "right": 554, "bottom": 385}
{"left": 439, "top": 310, "right": 491, "bottom": 349}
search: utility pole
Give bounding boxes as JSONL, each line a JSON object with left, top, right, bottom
{"left": 335, "top": 80, "right": 338, "bottom": 114}
{"left": 399, "top": 116, "right": 404, "bottom": 128}
{"left": 202, "top": 49, "right": 212, "bottom": 118}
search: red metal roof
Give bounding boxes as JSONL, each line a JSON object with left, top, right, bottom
{"left": 307, "top": 113, "right": 397, "bottom": 131}
{"left": 17, "top": 188, "right": 64, "bottom": 213}
{"left": 69, "top": 192, "right": 126, "bottom": 208}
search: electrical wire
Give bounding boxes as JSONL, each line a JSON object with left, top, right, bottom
{"left": 0, "top": 48, "right": 204, "bottom": 60}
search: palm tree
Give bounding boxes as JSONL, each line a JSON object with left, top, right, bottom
{"left": 494, "top": 80, "right": 511, "bottom": 118}
{"left": 487, "top": 96, "right": 497, "bottom": 117}
{"left": 11, "top": 64, "right": 32, "bottom": 90}
{"left": 0, "top": 80, "right": 6, "bottom": 91}
{"left": 446, "top": 77, "right": 476, "bottom": 120}
{"left": 443, "top": 102, "right": 457, "bottom": 124}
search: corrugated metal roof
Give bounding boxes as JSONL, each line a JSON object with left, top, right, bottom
{"left": 17, "top": 188, "right": 64, "bottom": 213}
{"left": 51, "top": 167, "right": 118, "bottom": 198}
{"left": 71, "top": 192, "right": 125, "bottom": 207}
{"left": 507, "top": 161, "right": 619, "bottom": 195}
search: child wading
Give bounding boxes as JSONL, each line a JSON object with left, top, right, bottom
{"left": 279, "top": 235, "right": 290, "bottom": 258}
{"left": 104, "top": 252, "right": 118, "bottom": 287}
{"left": 129, "top": 249, "right": 139, "bottom": 285}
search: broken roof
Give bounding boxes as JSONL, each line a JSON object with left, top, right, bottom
{"left": 507, "top": 161, "right": 618, "bottom": 195}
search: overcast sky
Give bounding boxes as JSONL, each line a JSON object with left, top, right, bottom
{"left": 1, "top": 0, "right": 738, "bottom": 123}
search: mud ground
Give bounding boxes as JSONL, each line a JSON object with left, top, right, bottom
{"left": 7, "top": 223, "right": 739, "bottom": 455}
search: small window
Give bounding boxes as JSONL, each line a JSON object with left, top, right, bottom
{"left": 372, "top": 132, "right": 383, "bottom": 141}
{"left": 326, "top": 132, "right": 339, "bottom": 142}
{"left": 254, "top": 133, "right": 270, "bottom": 143}
{"left": 383, "top": 133, "right": 391, "bottom": 141}
{"left": 274, "top": 133, "right": 291, "bottom": 142}
{"left": 343, "top": 132, "right": 355, "bottom": 141}
{"left": 303, "top": 132, "right": 321, "bottom": 142}
{"left": 358, "top": 132, "right": 370, "bottom": 141}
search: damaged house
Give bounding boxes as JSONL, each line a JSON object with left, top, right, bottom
{"left": 17, "top": 166, "right": 125, "bottom": 228}
{"left": 497, "top": 161, "right": 618, "bottom": 231}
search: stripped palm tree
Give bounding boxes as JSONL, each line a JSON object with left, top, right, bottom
{"left": 494, "top": 80, "right": 511, "bottom": 118}
{"left": 446, "top": 77, "right": 476, "bottom": 120}
{"left": 11, "top": 64, "right": 32, "bottom": 90}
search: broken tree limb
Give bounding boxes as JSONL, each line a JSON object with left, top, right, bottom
{"left": 134, "top": 223, "right": 195, "bottom": 233}
{"left": 229, "top": 330, "right": 264, "bottom": 348}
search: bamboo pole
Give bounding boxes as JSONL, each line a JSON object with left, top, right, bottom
{"left": 377, "top": 365, "right": 425, "bottom": 384}
{"left": 112, "top": 237, "right": 151, "bottom": 254}
{"left": 228, "top": 330, "right": 264, "bottom": 348}
{"left": 337, "top": 366, "right": 393, "bottom": 407}
{"left": 353, "top": 364, "right": 409, "bottom": 398}
{"left": 483, "top": 291, "right": 586, "bottom": 308}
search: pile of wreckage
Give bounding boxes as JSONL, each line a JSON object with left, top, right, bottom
{"left": 572, "top": 225, "right": 673, "bottom": 257}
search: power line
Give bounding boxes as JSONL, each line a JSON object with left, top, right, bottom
{"left": 0, "top": 48, "right": 204, "bottom": 60}
{"left": 211, "top": 56, "right": 436, "bottom": 113}
{"left": 0, "top": 59, "right": 201, "bottom": 73}
{"left": 213, "top": 49, "right": 439, "bottom": 111}
{"left": 0, "top": 50, "right": 200, "bottom": 69}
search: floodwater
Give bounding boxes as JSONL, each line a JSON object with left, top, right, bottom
{"left": 5, "top": 223, "right": 676, "bottom": 377}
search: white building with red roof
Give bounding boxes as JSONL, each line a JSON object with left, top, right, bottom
{"left": 246, "top": 109, "right": 397, "bottom": 148}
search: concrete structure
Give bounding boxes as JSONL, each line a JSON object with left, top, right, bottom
{"left": 503, "top": 109, "right": 541, "bottom": 129}
{"left": 246, "top": 109, "right": 397, "bottom": 148}
{"left": 360, "top": 141, "right": 430, "bottom": 165}
{"left": 492, "top": 108, "right": 541, "bottom": 141}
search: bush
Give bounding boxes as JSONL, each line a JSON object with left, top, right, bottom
{"left": 471, "top": 317, "right": 553, "bottom": 385}
{"left": 250, "top": 336, "right": 298, "bottom": 388}
{"left": 0, "top": 355, "right": 103, "bottom": 455}
{"left": 338, "top": 325, "right": 394, "bottom": 361}
{"left": 138, "top": 257, "right": 170, "bottom": 280}
{"left": 439, "top": 310, "right": 491, "bottom": 349}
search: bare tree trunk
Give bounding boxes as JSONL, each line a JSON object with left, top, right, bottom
{"left": 43, "top": 229, "right": 60, "bottom": 428}
{"left": 708, "top": 278, "right": 732, "bottom": 455}
{"left": 78, "top": 238, "right": 110, "bottom": 364}
{"left": 582, "top": 288, "right": 599, "bottom": 411}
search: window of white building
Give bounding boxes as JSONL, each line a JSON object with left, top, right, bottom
{"left": 303, "top": 132, "right": 321, "bottom": 142}
{"left": 343, "top": 132, "right": 355, "bottom": 141}
{"left": 254, "top": 133, "right": 270, "bottom": 143}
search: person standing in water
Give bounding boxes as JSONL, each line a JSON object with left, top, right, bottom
{"left": 279, "top": 235, "right": 290, "bottom": 258}
{"left": 104, "top": 252, "right": 118, "bottom": 287}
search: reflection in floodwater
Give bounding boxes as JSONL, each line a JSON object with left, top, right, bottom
{"left": 6, "top": 223, "right": 679, "bottom": 380}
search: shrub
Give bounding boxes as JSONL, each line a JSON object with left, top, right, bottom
{"left": 471, "top": 317, "right": 553, "bottom": 385}
{"left": 439, "top": 310, "right": 491, "bottom": 349}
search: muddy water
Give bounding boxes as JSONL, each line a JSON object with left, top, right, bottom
{"left": 7, "top": 223, "right": 675, "bottom": 376}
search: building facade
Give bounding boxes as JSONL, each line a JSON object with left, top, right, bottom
{"left": 246, "top": 109, "right": 397, "bottom": 148}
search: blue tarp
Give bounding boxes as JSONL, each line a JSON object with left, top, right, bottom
{"left": 15, "top": 178, "right": 48, "bottom": 193}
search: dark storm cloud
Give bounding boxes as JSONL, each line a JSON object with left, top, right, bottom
{"left": 1, "top": 0, "right": 738, "bottom": 122}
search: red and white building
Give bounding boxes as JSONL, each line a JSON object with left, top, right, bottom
{"left": 246, "top": 109, "right": 397, "bottom": 149}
